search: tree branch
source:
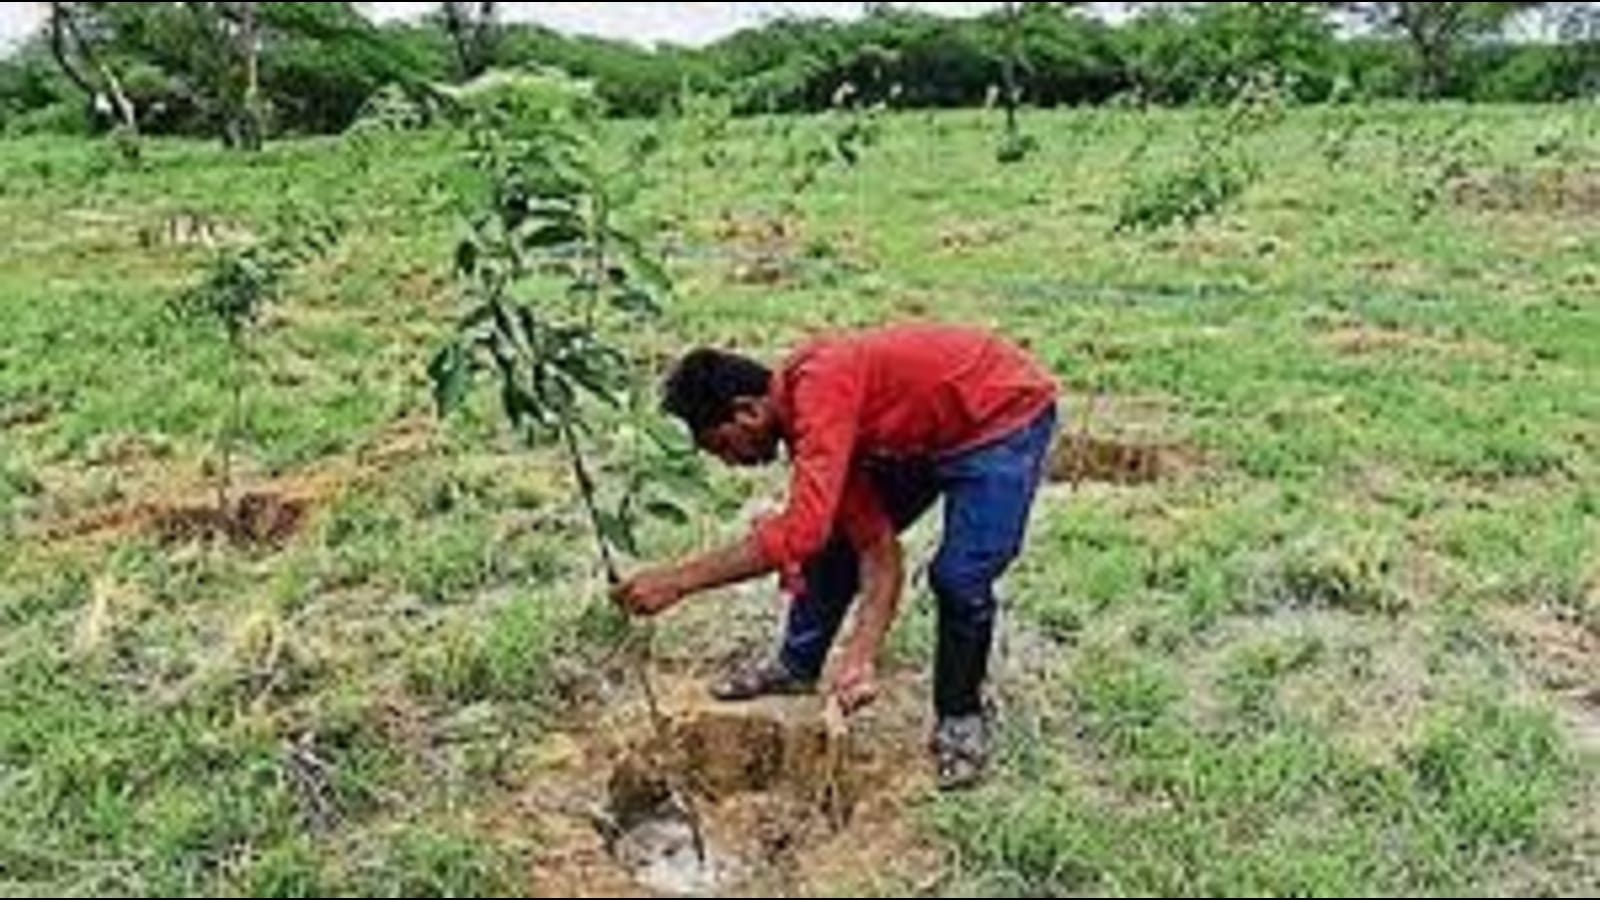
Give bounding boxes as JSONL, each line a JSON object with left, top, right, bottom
{"left": 48, "top": 2, "right": 99, "bottom": 102}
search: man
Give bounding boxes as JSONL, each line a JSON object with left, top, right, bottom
{"left": 612, "top": 322, "right": 1057, "bottom": 789}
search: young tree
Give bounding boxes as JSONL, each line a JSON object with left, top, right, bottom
{"left": 46, "top": 1, "right": 140, "bottom": 156}
{"left": 1328, "top": 2, "right": 1545, "bottom": 97}
{"left": 173, "top": 210, "right": 340, "bottom": 520}
{"left": 180, "top": 2, "right": 267, "bottom": 149}
{"left": 234, "top": 2, "right": 264, "bottom": 150}
{"left": 996, "top": 0, "right": 1028, "bottom": 162}
{"left": 1547, "top": 1, "right": 1600, "bottom": 94}
{"left": 429, "top": 73, "right": 687, "bottom": 586}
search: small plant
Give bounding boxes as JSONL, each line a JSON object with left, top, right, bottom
{"left": 172, "top": 206, "right": 340, "bottom": 519}
{"left": 427, "top": 76, "right": 693, "bottom": 586}
{"left": 1317, "top": 84, "right": 1370, "bottom": 168}
{"left": 1403, "top": 115, "right": 1488, "bottom": 219}
{"left": 830, "top": 80, "right": 887, "bottom": 237}
{"left": 1116, "top": 151, "right": 1256, "bottom": 232}
{"left": 996, "top": 130, "right": 1040, "bottom": 165}
{"left": 1115, "top": 70, "right": 1286, "bottom": 232}
{"left": 772, "top": 80, "right": 890, "bottom": 265}
{"left": 666, "top": 86, "right": 733, "bottom": 231}
{"left": 995, "top": 0, "right": 1038, "bottom": 165}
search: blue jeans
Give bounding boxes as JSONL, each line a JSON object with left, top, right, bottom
{"left": 779, "top": 405, "right": 1058, "bottom": 718}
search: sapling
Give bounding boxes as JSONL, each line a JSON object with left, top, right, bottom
{"left": 429, "top": 76, "right": 708, "bottom": 858}
{"left": 173, "top": 206, "right": 340, "bottom": 523}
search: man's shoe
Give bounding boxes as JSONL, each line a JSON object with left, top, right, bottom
{"left": 709, "top": 656, "right": 815, "bottom": 702}
{"left": 932, "top": 713, "right": 991, "bottom": 791}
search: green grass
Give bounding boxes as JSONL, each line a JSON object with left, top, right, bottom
{"left": 2, "top": 101, "right": 1597, "bottom": 895}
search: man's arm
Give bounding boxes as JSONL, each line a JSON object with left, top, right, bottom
{"left": 612, "top": 535, "right": 771, "bottom": 615}
{"left": 831, "top": 531, "right": 903, "bottom": 711}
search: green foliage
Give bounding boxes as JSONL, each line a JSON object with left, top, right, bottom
{"left": 428, "top": 79, "right": 692, "bottom": 578}
{"left": 1408, "top": 698, "right": 1572, "bottom": 850}
{"left": 173, "top": 207, "right": 341, "bottom": 343}
{"left": 1329, "top": 2, "right": 1546, "bottom": 98}
{"left": 3, "top": 2, "right": 1586, "bottom": 141}
{"left": 347, "top": 824, "right": 517, "bottom": 898}
{"left": 996, "top": 129, "right": 1040, "bottom": 165}
{"left": 1116, "top": 148, "right": 1255, "bottom": 231}
{"left": 1119, "top": 2, "right": 1338, "bottom": 104}
{"left": 1115, "top": 73, "right": 1286, "bottom": 231}
{"left": 172, "top": 205, "right": 341, "bottom": 509}
{"left": 1402, "top": 115, "right": 1490, "bottom": 219}
{"left": 405, "top": 594, "right": 564, "bottom": 703}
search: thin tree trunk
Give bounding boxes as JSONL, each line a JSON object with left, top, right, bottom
{"left": 240, "top": 1, "right": 262, "bottom": 150}
{"left": 51, "top": 1, "right": 139, "bottom": 139}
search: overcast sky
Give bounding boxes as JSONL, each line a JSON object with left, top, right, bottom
{"left": 1, "top": 3, "right": 1139, "bottom": 52}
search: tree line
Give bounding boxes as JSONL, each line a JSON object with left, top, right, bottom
{"left": 2, "top": 2, "right": 1596, "bottom": 144}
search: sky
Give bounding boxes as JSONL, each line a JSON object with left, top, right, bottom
{"left": 0, "top": 3, "right": 1136, "bottom": 52}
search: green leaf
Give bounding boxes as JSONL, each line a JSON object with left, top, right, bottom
{"left": 595, "top": 509, "right": 639, "bottom": 557}
{"left": 514, "top": 306, "right": 544, "bottom": 354}
{"left": 491, "top": 302, "right": 527, "bottom": 355}
{"left": 643, "top": 498, "right": 690, "bottom": 526}
{"left": 458, "top": 302, "right": 500, "bottom": 335}
{"left": 428, "top": 341, "right": 475, "bottom": 416}
{"left": 608, "top": 285, "right": 661, "bottom": 318}
{"left": 643, "top": 416, "right": 696, "bottom": 455}
{"left": 654, "top": 466, "right": 713, "bottom": 500}
{"left": 455, "top": 238, "right": 479, "bottom": 277}
{"left": 610, "top": 230, "right": 671, "bottom": 294}
{"left": 535, "top": 367, "right": 577, "bottom": 421}
{"left": 500, "top": 380, "right": 541, "bottom": 429}
{"left": 553, "top": 356, "right": 623, "bottom": 408}
{"left": 521, "top": 222, "right": 585, "bottom": 250}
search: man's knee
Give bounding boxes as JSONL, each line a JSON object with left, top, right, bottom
{"left": 929, "top": 557, "right": 999, "bottom": 623}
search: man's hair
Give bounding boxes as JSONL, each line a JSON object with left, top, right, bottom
{"left": 662, "top": 347, "right": 772, "bottom": 435}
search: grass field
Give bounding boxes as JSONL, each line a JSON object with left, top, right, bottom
{"left": 1, "top": 101, "right": 1597, "bottom": 897}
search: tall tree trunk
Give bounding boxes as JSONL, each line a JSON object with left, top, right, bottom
{"left": 49, "top": 1, "right": 140, "bottom": 157}
{"left": 442, "top": 2, "right": 475, "bottom": 81}
{"left": 1002, "top": 0, "right": 1021, "bottom": 138}
{"left": 442, "top": 1, "right": 498, "bottom": 81}
{"left": 238, "top": 1, "right": 263, "bottom": 150}
{"left": 48, "top": 3, "right": 97, "bottom": 102}
{"left": 476, "top": 1, "right": 498, "bottom": 73}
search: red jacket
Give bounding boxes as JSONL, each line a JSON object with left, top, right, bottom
{"left": 752, "top": 324, "right": 1057, "bottom": 577}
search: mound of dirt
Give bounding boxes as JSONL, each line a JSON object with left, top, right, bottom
{"left": 1048, "top": 434, "right": 1196, "bottom": 486}
{"left": 513, "top": 672, "right": 940, "bottom": 898}
{"left": 1449, "top": 166, "right": 1600, "bottom": 216}
{"left": 43, "top": 490, "right": 312, "bottom": 549}
{"left": 28, "top": 416, "right": 435, "bottom": 550}
{"left": 154, "top": 491, "right": 310, "bottom": 547}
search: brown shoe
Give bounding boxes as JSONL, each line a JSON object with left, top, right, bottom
{"left": 709, "top": 657, "right": 815, "bottom": 702}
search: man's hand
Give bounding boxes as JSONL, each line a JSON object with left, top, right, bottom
{"left": 830, "top": 652, "right": 878, "bottom": 714}
{"left": 611, "top": 537, "right": 773, "bottom": 619}
{"left": 827, "top": 533, "right": 900, "bottom": 715}
{"left": 610, "top": 566, "right": 686, "bottom": 617}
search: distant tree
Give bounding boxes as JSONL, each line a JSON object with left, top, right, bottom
{"left": 1327, "top": 2, "right": 1546, "bottom": 97}
{"left": 440, "top": 1, "right": 499, "bottom": 81}
{"left": 1546, "top": 1, "right": 1600, "bottom": 94}
{"left": 1121, "top": 2, "right": 1335, "bottom": 103}
{"left": 46, "top": 1, "right": 140, "bottom": 150}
